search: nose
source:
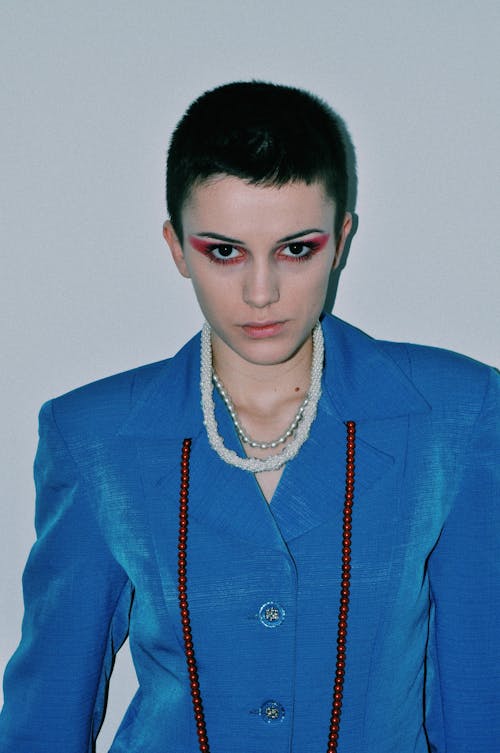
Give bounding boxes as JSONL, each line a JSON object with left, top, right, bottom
{"left": 242, "top": 258, "right": 280, "bottom": 308}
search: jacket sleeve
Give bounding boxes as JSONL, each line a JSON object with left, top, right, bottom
{"left": 0, "top": 400, "right": 132, "bottom": 753}
{"left": 425, "top": 367, "right": 500, "bottom": 752}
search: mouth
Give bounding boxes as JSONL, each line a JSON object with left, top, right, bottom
{"left": 240, "top": 321, "right": 286, "bottom": 339}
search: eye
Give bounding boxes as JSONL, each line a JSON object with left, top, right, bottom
{"left": 277, "top": 234, "right": 331, "bottom": 261}
{"left": 188, "top": 235, "right": 245, "bottom": 264}
{"left": 279, "top": 242, "right": 315, "bottom": 259}
{"left": 209, "top": 244, "right": 242, "bottom": 261}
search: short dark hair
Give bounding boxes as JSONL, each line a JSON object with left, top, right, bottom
{"left": 166, "top": 81, "right": 354, "bottom": 242}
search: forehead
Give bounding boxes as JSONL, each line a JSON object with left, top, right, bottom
{"left": 182, "top": 175, "right": 336, "bottom": 238}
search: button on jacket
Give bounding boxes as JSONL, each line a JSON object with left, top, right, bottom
{"left": 0, "top": 314, "right": 498, "bottom": 753}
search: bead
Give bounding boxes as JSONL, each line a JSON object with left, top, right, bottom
{"left": 202, "top": 322, "right": 324, "bottom": 471}
{"left": 177, "top": 421, "right": 356, "bottom": 753}
{"left": 213, "top": 341, "right": 314, "bottom": 455}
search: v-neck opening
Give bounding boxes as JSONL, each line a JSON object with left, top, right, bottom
{"left": 213, "top": 388, "right": 291, "bottom": 507}
{"left": 252, "top": 463, "right": 289, "bottom": 507}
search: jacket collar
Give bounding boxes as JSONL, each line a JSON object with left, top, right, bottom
{"left": 118, "top": 333, "right": 204, "bottom": 439}
{"left": 119, "top": 314, "right": 430, "bottom": 440}
{"left": 321, "top": 315, "right": 430, "bottom": 421}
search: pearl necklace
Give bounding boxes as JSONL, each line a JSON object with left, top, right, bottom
{"left": 177, "top": 421, "right": 356, "bottom": 752}
{"left": 200, "top": 321, "right": 324, "bottom": 472}
{"left": 212, "top": 371, "right": 310, "bottom": 450}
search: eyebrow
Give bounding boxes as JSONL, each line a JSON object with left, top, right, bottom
{"left": 192, "top": 228, "right": 327, "bottom": 244}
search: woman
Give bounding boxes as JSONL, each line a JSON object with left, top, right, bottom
{"left": 0, "top": 81, "right": 498, "bottom": 753}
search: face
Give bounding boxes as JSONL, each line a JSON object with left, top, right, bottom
{"left": 164, "top": 175, "right": 351, "bottom": 369}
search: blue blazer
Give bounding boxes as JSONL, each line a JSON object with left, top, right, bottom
{"left": 0, "top": 315, "right": 498, "bottom": 753}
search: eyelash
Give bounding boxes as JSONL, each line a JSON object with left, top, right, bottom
{"left": 199, "top": 240, "right": 324, "bottom": 265}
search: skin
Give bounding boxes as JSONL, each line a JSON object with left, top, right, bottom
{"left": 163, "top": 175, "right": 352, "bottom": 500}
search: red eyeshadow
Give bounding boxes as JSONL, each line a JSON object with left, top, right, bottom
{"left": 306, "top": 232, "right": 331, "bottom": 251}
{"left": 188, "top": 236, "right": 218, "bottom": 254}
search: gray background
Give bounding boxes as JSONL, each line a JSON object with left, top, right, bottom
{"left": 1, "top": 1, "right": 498, "bottom": 749}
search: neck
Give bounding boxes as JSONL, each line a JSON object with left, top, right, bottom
{"left": 199, "top": 321, "right": 324, "bottom": 473}
{"left": 211, "top": 332, "right": 313, "bottom": 415}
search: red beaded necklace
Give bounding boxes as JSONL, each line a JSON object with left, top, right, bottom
{"left": 177, "top": 420, "right": 356, "bottom": 753}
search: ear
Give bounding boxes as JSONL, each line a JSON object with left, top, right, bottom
{"left": 163, "top": 220, "right": 191, "bottom": 279}
{"left": 332, "top": 212, "right": 353, "bottom": 270}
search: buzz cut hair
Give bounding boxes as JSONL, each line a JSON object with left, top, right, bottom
{"left": 166, "top": 80, "right": 354, "bottom": 243}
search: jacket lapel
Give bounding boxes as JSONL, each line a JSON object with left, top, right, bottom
{"left": 269, "top": 399, "right": 396, "bottom": 542}
{"left": 118, "top": 315, "right": 432, "bottom": 554}
{"left": 268, "top": 315, "right": 431, "bottom": 541}
{"left": 119, "top": 332, "right": 287, "bottom": 588}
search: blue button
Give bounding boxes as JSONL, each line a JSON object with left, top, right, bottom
{"left": 259, "top": 700, "right": 285, "bottom": 723}
{"left": 258, "top": 601, "right": 285, "bottom": 628}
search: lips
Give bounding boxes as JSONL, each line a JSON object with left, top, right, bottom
{"left": 240, "top": 321, "right": 286, "bottom": 339}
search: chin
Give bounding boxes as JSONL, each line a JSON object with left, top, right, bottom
{"left": 236, "top": 336, "right": 308, "bottom": 367}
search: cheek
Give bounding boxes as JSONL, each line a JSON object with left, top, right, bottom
{"left": 290, "top": 265, "right": 331, "bottom": 295}
{"left": 290, "top": 268, "right": 332, "bottom": 316}
{"left": 188, "top": 271, "right": 238, "bottom": 318}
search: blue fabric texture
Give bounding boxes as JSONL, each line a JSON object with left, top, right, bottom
{"left": 0, "top": 314, "right": 498, "bottom": 753}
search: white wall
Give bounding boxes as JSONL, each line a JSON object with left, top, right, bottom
{"left": 1, "top": 1, "right": 498, "bottom": 749}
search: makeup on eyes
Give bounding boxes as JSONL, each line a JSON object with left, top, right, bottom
{"left": 187, "top": 232, "right": 331, "bottom": 264}
{"left": 276, "top": 233, "right": 330, "bottom": 259}
{"left": 188, "top": 236, "right": 244, "bottom": 259}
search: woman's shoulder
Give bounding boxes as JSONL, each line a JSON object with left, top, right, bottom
{"left": 377, "top": 330, "right": 497, "bottom": 410}
{"left": 381, "top": 332, "right": 494, "bottom": 386}
{"left": 324, "top": 313, "right": 498, "bottom": 419}
{"left": 44, "top": 331, "right": 202, "bottom": 441}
